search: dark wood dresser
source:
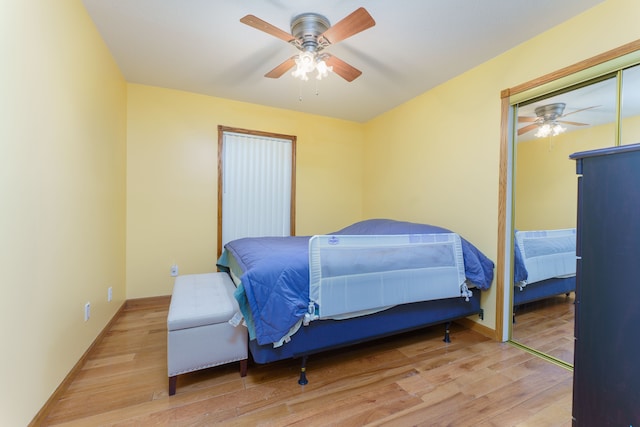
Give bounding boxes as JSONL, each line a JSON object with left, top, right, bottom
{"left": 570, "top": 143, "right": 640, "bottom": 426}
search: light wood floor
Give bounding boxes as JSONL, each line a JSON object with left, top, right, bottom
{"left": 512, "top": 294, "right": 575, "bottom": 365}
{"left": 40, "top": 299, "right": 574, "bottom": 426}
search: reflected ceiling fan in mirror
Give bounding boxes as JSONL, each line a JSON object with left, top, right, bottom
{"left": 518, "top": 103, "right": 598, "bottom": 138}
{"left": 240, "top": 7, "right": 375, "bottom": 82}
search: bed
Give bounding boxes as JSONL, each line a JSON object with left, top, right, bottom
{"left": 217, "top": 219, "right": 495, "bottom": 383}
{"left": 512, "top": 228, "right": 576, "bottom": 319}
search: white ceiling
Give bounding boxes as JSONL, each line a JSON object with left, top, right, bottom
{"left": 82, "top": 0, "right": 604, "bottom": 123}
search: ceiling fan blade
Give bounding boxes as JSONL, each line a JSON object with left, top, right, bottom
{"left": 240, "top": 15, "right": 293, "bottom": 43}
{"left": 320, "top": 7, "right": 375, "bottom": 45}
{"left": 325, "top": 55, "right": 362, "bottom": 82}
{"left": 265, "top": 57, "right": 296, "bottom": 78}
{"left": 558, "top": 120, "right": 589, "bottom": 126}
{"left": 518, "top": 116, "right": 538, "bottom": 123}
{"left": 561, "top": 105, "right": 599, "bottom": 118}
{"left": 518, "top": 124, "right": 539, "bottom": 136}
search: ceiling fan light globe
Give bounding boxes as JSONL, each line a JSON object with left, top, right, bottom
{"left": 296, "top": 52, "right": 314, "bottom": 69}
{"left": 552, "top": 124, "right": 566, "bottom": 136}
{"left": 292, "top": 67, "right": 309, "bottom": 80}
{"left": 535, "top": 124, "right": 552, "bottom": 138}
{"left": 292, "top": 52, "right": 316, "bottom": 80}
{"left": 315, "top": 59, "right": 332, "bottom": 80}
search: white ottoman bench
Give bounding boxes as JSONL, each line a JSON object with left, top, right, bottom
{"left": 167, "top": 272, "right": 248, "bottom": 396}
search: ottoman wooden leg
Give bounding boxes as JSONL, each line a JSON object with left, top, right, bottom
{"left": 169, "top": 375, "right": 177, "bottom": 396}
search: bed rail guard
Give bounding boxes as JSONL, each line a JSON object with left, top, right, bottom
{"left": 305, "top": 233, "right": 469, "bottom": 323}
{"left": 515, "top": 228, "right": 576, "bottom": 286}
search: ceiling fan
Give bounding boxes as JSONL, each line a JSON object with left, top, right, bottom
{"left": 518, "top": 103, "right": 597, "bottom": 136}
{"left": 240, "top": 7, "right": 375, "bottom": 82}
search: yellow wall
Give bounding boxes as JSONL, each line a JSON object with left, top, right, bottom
{"left": 0, "top": 1, "right": 127, "bottom": 425}
{"left": 622, "top": 113, "right": 640, "bottom": 145}
{"left": 126, "top": 85, "right": 364, "bottom": 298}
{"left": 515, "top": 124, "right": 615, "bottom": 230}
{"left": 516, "top": 114, "right": 640, "bottom": 230}
{"left": 362, "top": 0, "right": 640, "bottom": 331}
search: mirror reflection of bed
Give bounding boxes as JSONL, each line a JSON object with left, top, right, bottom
{"left": 511, "top": 228, "right": 576, "bottom": 363}
{"left": 511, "top": 65, "right": 640, "bottom": 365}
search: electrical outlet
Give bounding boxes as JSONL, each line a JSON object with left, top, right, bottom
{"left": 107, "top": 287, "right": 112, "bottom": 302}
{"left": 170, "top": 264, "right": 179, "bottom": 277}
{"left": 84, "top": 302, "right": 91, "bottom": 321}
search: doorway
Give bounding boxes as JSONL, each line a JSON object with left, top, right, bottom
{"left": 217, "top": 125, "right": 297, "bottom": 256}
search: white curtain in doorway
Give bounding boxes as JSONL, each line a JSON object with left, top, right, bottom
{"left": 221, "top": 132, "right": 292, "bottom": 248}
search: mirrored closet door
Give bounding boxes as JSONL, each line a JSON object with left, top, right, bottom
{"left": 511, "top": 78, "right": 616, "bottom": 365}
{"left": 507, "top": 59, "right": 640, "bottom": 366}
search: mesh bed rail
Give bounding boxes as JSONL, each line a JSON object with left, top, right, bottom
{"left": 515, "top": 228, "right": 576, "bottom": 285}
{"left": 307, "top": 233, "right": 467, "bottom": 320}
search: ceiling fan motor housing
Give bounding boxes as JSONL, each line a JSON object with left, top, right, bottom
{"left": 291, "top": 13, "right": 330, "bottom": 52}
{"left": 535, "top": 102, "right": 566, "bottom": 121}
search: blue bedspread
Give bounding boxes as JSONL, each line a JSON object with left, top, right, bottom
{"left": 217, "top": 219, "right": 495, "bottom": 346}
{"left": 220, "top": 236, "right": 311, "bottom": 344}
{"left": 513, "top": 241, "right": 527, "bottom": 284}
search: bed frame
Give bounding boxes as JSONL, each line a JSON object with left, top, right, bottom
{"left": 513, "top": 276, "right": 575, "bottom": 307}
{"left": 250, "top": 292, "right": 483, "bottom": 384}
